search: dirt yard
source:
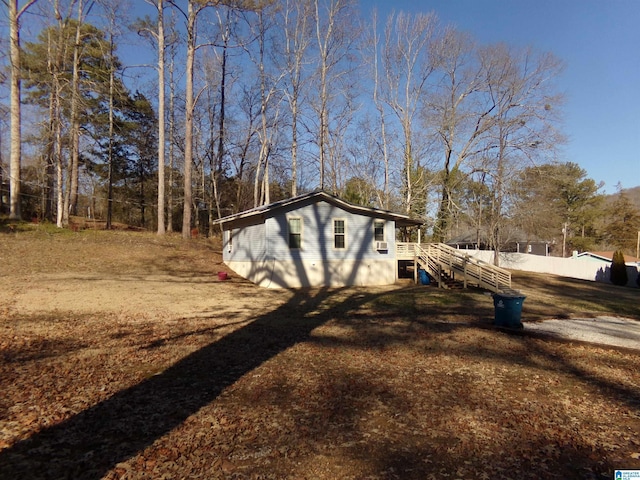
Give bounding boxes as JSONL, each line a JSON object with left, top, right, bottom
{"left": 1, "top": 226, "right": 639, "bottom": 479}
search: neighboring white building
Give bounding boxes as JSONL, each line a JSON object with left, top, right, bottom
{"left": 212, "top": 191, "right": 423, "bottom": 288}
{"left": 467, "top": 249, "right": 640, "bottom": 288}
{"left": 575, "top": 251, "right": 639, "bottom": 265}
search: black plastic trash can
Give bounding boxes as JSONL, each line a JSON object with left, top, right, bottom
{"left": 492, "top": 292, "right": 526, "bottom": 328}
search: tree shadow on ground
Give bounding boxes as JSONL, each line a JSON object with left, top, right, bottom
{"left": 2, "top": 282, "right": 639, "bottom": 479}
{"left": 0, "top": 287, "right": 377, "bottom": 480}
{"left": 317, "top": 312, "right": 640, "bottom": 478}
{"left": 510, "top": 271, "right": 640, "bottom": 320}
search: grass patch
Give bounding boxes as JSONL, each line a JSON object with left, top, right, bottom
{"left": 367, "top": 291, "right": 418, "bottom": 316}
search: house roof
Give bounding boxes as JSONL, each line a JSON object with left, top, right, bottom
{"left": 576, "top": 251, "right": 640, "bottom": 264}
{"left": 446, "top": 229, "right": 551, "bottom": 245}
{"left": 211, "top": 190, "right": 424, "bottom": 228}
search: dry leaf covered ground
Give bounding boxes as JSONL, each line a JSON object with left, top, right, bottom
{"left": 0, "top": 225, "right": 639, "bottom": 479}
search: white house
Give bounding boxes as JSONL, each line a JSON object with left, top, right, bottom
{"left": 575, "top": 251, "right": 640, "bottom": 286}
{"left": 575, "top": 251, "right": 640, "bottom": 265}
{"left": 212, "top": 191, "right": 423, "bottom": 288}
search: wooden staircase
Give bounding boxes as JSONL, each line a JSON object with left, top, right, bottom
{"left": 438, "top": 270, "right": 465, "bottom": 290}
{"left": 414, "top": 243, "right": 512, "bottom": 293}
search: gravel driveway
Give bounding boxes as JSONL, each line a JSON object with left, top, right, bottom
{"left": 525, "top": 316, "right": 640, "bottom": 351}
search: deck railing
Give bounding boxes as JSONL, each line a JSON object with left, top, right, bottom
{"left": 397, "top": 242, "right": 512, "bottom": 293}
{"left": 396, "top": 242, "right": 417, "bottom": 259}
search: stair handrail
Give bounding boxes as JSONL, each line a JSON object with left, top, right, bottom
{"left": 415, "top": 243, "right": 511, "bottom": 292}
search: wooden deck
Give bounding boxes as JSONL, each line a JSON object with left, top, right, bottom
{"left": 396, "top": 242, "right": 512, "bottom": 293}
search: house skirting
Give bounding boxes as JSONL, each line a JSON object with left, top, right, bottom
{"left": 226, "top": 259, "right": 397, "bottom": 288}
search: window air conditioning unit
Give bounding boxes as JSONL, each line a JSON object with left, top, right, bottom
{"left": 375, "top": 241, "right": 389, "bottom": 251}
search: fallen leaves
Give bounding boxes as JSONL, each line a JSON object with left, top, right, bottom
{"left": 1, "top": 232, "right": 639, "bottom": 479}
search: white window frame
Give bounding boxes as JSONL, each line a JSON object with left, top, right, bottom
{"left": 333, "top": 218, "right": 347, "bottom": 250}
{"left": 374, "top": 219, "right": 385, "bottom": 242}
{"left": 288, "top": 217, "right": 302, "bottom": 249}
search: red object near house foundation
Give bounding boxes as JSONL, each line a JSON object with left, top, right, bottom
{"left": 217, "top": 271, "right": 228, "bottom": 281}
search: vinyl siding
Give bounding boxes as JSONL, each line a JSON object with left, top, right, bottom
{"left": 223, "top": 219, "right": 266, "bottom": 263}
{"left": 228, "top": 258, "right": 397, "bottom": 288}
{"left": 265, "top": 199, "right": 394, "bottom": 262}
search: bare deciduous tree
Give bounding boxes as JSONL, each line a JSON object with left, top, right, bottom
{"left": 381, "top": 11, "right": 437, "bottom": 215}
{"left": 63, "top": 0, "right": 92, "bottom": 225}
{"left": 312, "top": 0, "right": 358, "bottom": 193}
{"left": 279, "top": 0, "right": 312, "bottom": 197}
{"left": 479, "top": 44, "right": 565, "bottom": 264}
{"left": 366, "top": 8, "right": 390, "bottom": 208}
{"left": 428, "top": 27, "right": 495, "bottom": 241}
{"left": 6, "top": 0, "right": 39, "bottom": 220}
{"left": 138, "top": 0, "right": 168, "bottom": 234}
{"left": 246, "top": 3, "right": 285, "bottom": 207}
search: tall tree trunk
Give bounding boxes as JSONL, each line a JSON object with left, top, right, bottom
{"left": 290, "top": 98, "right": 298, "bottom": 197}
{"left": 263, "top": 154, "right": 269, "bottom": 204}
{"left": 55, "top": 105, "right": 64, "bottom": 228}
{"left": 212, "top": 12, "right": 229, "bottom": 225}
{"left": 0, "top": 147, "right": 3, "bottom": 214}
{"left": 44, "top": 137, "right": 55, "bottom": 223}
{"left": 8, "top": 0, "right": 38, "bottom": 220}
{"left": 8, "top": 0, "right": 20, "bottom": 220}
{"left": 217, "top": 10, "right": 229, "bottom": 175}
{"left": 402, "top": 125, "right": 412, "bottom": 215}
{"left": 433, "top": 150, "right": 454, "bottom": 242}
{"left": 106, "top": 55, "right": 115, "bottom": 230}
{"left": 491, "top": 133, "right": 506, "bottom": 267}
{"left": 314, "top": 0, "right": 330, "bottom": 191}
{"left": 0, "top": 136, "right": 3, "bottom": 214}
{"left": 140, "top": 164, "right": 146, "bottom": 227}
{"left": 371, "top": 10, "right": 389, "bottom": 209}
{"left": 44, "top": 59, "right": 56, "bottom": 222}
{"left": 65, "top": 0, "right": 84, "bottom": 223}
{"left": 282, "top": 0, "right": 312, "bottom": 198}
{"left": 253, "top": 8, "right": 271, "bottom": 207}
{"left": 317, "top": 77, "right": 327, "bottom": 191}
{"left": 53, "top": 47, "right": 63, "bottom": 229}
{"left": 167, "top": 53, "right": 175, "bottom": 233}
{"left": 51, "top": 0, "right": 65, "bottom": 228}
{"left": 156, "top": 0, "right": 166, "bottom": 234}
{"left": 182, "top": 0, "right": 195, "bottom": 239}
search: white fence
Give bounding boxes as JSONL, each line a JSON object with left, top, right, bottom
{"left": 459, "top": 250, "right": 640, "bottom": 288}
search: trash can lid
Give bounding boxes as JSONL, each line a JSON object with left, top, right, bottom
{"left": 493, "top": 290, "right": 526, "bottom": 299}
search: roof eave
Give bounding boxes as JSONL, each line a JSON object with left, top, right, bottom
{"left": 211, "top": 191, "right": 424, "bottom": 227}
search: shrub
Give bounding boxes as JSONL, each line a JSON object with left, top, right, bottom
{"left": 610, "top": 249, "right": 628, "bottom": 286}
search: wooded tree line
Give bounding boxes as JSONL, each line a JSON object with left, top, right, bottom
{"left": 2, "top": 0, "right": 639, "bottom": 257}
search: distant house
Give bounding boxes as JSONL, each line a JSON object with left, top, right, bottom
{"left": 575, "top": 251, "right": 640, "bottom": 265}
{"left": 212, "top": 191, "right": 423, "bottom": 288}
{"left": 575, "top": 251, "right": 640, "bottom": 287}
{"left": 446, "top": 231, "right": 553, "bottom": 256}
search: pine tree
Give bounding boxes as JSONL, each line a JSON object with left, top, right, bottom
{"left": 610, "top": 249, "right": 628, "bottom": 286}
{"left": 602, "top": 192, "right": 640, "bottom": 252}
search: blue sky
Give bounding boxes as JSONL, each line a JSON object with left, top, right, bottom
{"left": 361, "top": 0, "right": 640, "bottom": 193}
{"left": 123, "top": 0, "right": 639, "bottom": 194}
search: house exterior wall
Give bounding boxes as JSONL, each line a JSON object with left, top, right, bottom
{"left": 222, "top": 199, "right": 399, "bottom": 288}
{"left": 265, "top": 199, "right": 394, "bottom": 262}
{"left": 514, "top": 242, "right": 549, "bottom": 256}
{"left": 226, "top": 258, "right": 397, "bottom": 288}
{"left": 222, "top": 217, "right": 266, "bottom": 263}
